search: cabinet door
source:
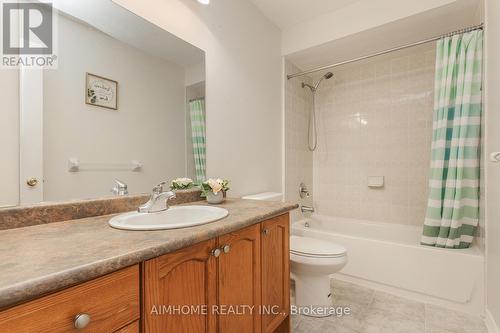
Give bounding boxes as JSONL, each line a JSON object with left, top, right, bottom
{"left": 261, "top": 214, "right": 290, "bottom": 333}
{"left": 218, "top": 224, "right": 262, "bottom": 333}
{"left": 115, "top": 321, "right": 139, "bottom": 333}
{"left": 143, "top": 239, "right": 217, "bottom": 333}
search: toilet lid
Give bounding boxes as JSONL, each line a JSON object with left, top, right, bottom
{"left": 290, "top": 235, "right": 347, "bottom": 258}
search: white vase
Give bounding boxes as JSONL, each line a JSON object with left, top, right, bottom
{"left": 206, "top": 191, "right": 224, "bottom": 204}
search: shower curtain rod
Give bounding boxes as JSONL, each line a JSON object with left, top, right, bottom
{"left": 286, "top": 23, "right": 484, "bottom": 80}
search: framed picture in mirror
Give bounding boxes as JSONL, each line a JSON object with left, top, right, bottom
{"left": 86, "top": 73, "right": 118, "bottom": 110}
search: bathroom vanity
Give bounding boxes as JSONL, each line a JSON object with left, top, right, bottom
{"left": 0, "top": 198, "right": 296, "bottom": 333}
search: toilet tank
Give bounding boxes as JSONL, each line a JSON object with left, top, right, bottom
{"left": 241, "top": 192, "right": 283, "bottom": 201}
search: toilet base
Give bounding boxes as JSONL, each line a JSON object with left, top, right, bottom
{"left": 294, "top": 274, "right": 332, "bottom": 317}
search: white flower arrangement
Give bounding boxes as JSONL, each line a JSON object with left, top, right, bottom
{"left": 201, "top": 178, "right": 230, "bottom": 196}
{"left": 170, "top": 177, "right": 194, "bottom": 190}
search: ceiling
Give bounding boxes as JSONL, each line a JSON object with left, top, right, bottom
{"left": 249, "top": 0, "right": 363, "bottom": 29}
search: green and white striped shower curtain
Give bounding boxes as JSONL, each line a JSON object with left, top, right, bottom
{"left": 189, "top": 99, "right": 206, "bottom": 183}
{"left": 421, "top": 30, "right": 483, "bottom": 249}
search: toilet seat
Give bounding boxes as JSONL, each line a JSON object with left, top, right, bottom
{"left": 290, "top": 235, "right": 347, "bottom": 258}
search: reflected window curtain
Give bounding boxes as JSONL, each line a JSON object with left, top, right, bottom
{"left": 189, "top": 98, "right": 206, "bottom": 183}
{"left": 421, "top": 30, "right": 483, "bottom": 249}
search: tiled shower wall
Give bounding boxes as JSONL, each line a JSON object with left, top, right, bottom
{"left": 311, "top": 43, "right": 436, "bottom": 226}
{"left": 285, "top": 61, "right": 313, "bottom": 221}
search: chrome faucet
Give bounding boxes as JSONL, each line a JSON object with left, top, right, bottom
{"left": 111, "top": 179, "right": 128, "bottom": 196}
{"left": 299, "top": 183, "right": 310, "bottom": 198}
{"left": 138, "top": 181, "right": 176, "bottom": 213}
{"left": 301, "top": 205, "right": 315, "bottom": 213}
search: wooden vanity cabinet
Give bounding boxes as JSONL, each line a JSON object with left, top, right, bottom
{"left": 0, "top": 213, "right": 290, "bottom": 333}
{"left": 143, "top": 213, "right": 290, "bottom": 333}
{"left": 115, "top": 321, "right": 140, "bottom": 333}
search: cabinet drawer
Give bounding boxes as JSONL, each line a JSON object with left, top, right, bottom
{"left": 0, "top": 265, "right": 140, "bottom": 333}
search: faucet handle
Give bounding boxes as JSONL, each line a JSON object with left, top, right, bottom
{"left": 111, "top": 179, "right": 128, "bottom": 196}
{"left": 114, "top": 179, "right": 127, "bottom": 188}
{"left": 152, "top": 181, "right": 168, "bottom": 194}
{"left": 299, "top": 183, "right": 310, "bottom": 199}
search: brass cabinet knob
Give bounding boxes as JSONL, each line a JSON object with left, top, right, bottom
{"left": 74, "top": 313, "right": 91, "bottom": 329}
{"left": 26, "top": 178, "right": 38, "bottom": 187}
{"left": 211, "top": 248, "right": 221, "bottom": 257}
{"left": 222, "top": 245, "right": 231, "bottom": 253}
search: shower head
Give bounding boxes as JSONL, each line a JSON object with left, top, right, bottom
{"left": 302, "top": 72, "right": 334, "bottom": 92}
{"left": 313, "top": 72, "right": 334, "bottom": 90}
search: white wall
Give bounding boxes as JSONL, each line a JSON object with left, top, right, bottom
{"left": 112, "top": 0, "right": 283, "bottom": 197}
{"left": 485, "top": 0, "right": 500, "bottom": 329}
{"left": 185, "top": 62, "right": 206, "bottom": 87}
{"left": 43, "top": 14, "right": 186, "bottom": 201}
{"left": 0, "top": 69, "right": 19, "bottom": 207}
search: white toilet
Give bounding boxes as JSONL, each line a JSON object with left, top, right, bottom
{"left": 290, "top": 235, "right": 347, "bottom": 314}
{"left": 241, "top": 192, "right": 348, "bottom": 315}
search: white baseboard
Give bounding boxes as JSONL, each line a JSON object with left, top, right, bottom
{"left": 486, "top": 309, "right": 500, "bottom": 333}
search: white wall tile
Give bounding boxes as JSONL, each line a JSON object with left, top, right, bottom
{"left": 309, "top": 44, "right": 436, "bottom": 226}
{"left": 285, "top": 61, "right": 314, "bottom": 221}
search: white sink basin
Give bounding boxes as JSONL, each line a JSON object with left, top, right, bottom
{"left": 108, "top": 205, "right": 229, "bottom": 231}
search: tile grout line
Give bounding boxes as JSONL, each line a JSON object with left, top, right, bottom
{"left": 424, "top": 303, "right": 428, "bottom": 333}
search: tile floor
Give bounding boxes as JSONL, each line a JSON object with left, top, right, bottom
{"left": 291, "top": 279, "right": 488, "bottom": 333}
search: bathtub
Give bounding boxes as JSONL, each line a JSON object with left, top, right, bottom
{"left": 292, "top": 215, "right": 485, "bottom": 315}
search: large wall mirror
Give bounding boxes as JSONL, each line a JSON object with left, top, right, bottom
{"left": 0, "top": 0, "right": 206, "bottom": 207}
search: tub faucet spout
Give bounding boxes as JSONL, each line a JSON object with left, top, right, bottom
{"left": 301, "top": 205, "right": 315, "bottom": 213}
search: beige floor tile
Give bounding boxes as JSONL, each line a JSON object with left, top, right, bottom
{"left": 369, "top": 291, "right": 425, "bottom": 321}
{"left": 293, "top": 315, "right": 332, "bottom": 332}
{"left": 359, "top": 307, "right": 425, "bottom": 333}
{"left": 425, "top": 304, "right": 487, "bottom": 333}
{"left": 290, "top": 314, "right": 301, "bottom": 331}
{"left": 331, "top": 279, "right": 375, "bottom": 308}
{"left": 291, "top": 278, "right": 487, "bottom": 333}
{"left": 293, "top": 314, "right": 359, "bottom": 333}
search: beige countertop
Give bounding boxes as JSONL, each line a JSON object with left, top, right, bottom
{"left": 0, "top": 199, "right": 297, "bottom": 309}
